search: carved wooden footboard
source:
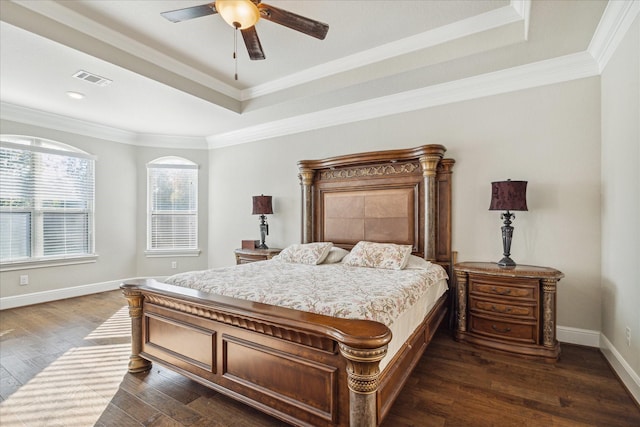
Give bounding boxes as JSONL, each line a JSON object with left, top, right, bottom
{"left": 122, "top": 144, "right": 454, "bottom": 426}
{"left": 122, "top": 279, "right": 448, "bottom": 426}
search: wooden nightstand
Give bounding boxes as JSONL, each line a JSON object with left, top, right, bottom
{"left": 454, "top": 262, "right": 564, "bottom": 361}
{"left": 234, "top": 248, "right": 281, "bottom": 264}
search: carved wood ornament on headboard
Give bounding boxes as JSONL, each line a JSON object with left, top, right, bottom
{"left": 298, "top": 144, "right": 454, "bottom": 274}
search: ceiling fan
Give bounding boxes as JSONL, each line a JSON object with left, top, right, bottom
{"left": 161, "top": 0, "right": 329, "bottom": 61}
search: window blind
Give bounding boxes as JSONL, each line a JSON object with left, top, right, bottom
{"left": 148, "top": 162, "right": 198, "bottom": 250}
{"left": 0, "top": 139, "right": 94, "bottom": 263}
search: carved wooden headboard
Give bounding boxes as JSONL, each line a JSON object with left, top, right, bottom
{"left": 297, "top": 145, "right": 454, "bottom": 273}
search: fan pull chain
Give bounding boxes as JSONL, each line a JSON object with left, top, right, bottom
{"left": 233, "top": 23, "right": 239, "bottom": 80}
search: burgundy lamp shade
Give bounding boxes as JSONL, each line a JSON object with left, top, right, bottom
{"left": 252, "top": 195, "right": 273, "bottom": 215}
{"left": 489, "top": 180, "right": 528, "bottom": 212}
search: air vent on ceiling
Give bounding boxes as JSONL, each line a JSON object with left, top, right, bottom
{"left": 72, "top": 70, "right": 112, "bottom": 87}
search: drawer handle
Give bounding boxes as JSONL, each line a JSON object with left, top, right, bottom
{"left": 490, "top": 287, "right": 512, "bottom": 295}
{"left": 491, "top": 304, "right": 512, "bottom": 313}
{"left": 491, "top": 324, "right": 512, "bottom": 333}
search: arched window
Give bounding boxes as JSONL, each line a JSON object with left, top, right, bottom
{"left": 146, "top": 157, "right": 199, "bottom": 254}
{"left": 0, "top": 135, "right": 95, "bottom": 267}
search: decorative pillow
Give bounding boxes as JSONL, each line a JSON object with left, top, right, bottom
{"left": 404, "top": 255, "right": 431, "bottom": 270}
{"left": 342, "top": 241, "right": 413, "bottom": 270}
{"left": 273, "top": 242, "right": 333, "bottom": 265}
{"left": 322, "top": 247, "right": 350, "bottom": 264}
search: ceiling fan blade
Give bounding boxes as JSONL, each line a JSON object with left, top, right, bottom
{"left": 258, "top": 4, "right": 329, "bottom": 40}
{"left": 241, "top": 26, "right": 266, "bottom": 60}
{"left": 161, "top": 3, "right": 217, "bottom": 23}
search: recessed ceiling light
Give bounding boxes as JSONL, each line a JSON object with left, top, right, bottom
{"left": 66, "top": 91, "right": 85, "bottom": 100}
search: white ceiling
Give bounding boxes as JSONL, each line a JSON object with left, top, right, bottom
{"left": 0, "top": 1, "right": 620, "bottom": 148}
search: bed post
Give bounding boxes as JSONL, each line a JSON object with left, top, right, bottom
{"left": 339, "top": 344, "right": 388, "bottom": 427}
{"left": 299, "top": 167, "right": 315, "bottom": 243}
{"left": 121, "top": 284, "right": 152, "bottom": 373}
{"left": 419, "top": 149, "right": 444, "bottom": 261}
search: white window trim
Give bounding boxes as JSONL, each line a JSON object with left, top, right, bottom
{"left": 0, "top": 254, "right": 98, "bottom": 272}
{"left": 144, "top": 249, "right": 201, "bottom": 258}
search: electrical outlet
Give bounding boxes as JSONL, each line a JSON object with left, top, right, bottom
{"left": 19, "top": 275, "right": 29, "bottom": 286}
{"left": 171, "top": 261, "right": 177, "bottom": 269}
{"left": 625, "top": 327, "right": 631, "bottom": 347}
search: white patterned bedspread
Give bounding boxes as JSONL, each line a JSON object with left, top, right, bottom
{"left": 165, "top": 260, "right": 448, "bottom": 328}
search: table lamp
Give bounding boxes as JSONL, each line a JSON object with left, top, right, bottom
{"left": 489, "top": 180, "right": 528, "bottom": 267}
{"left": 252, "top": 194, "right": 273, "bottom": 249}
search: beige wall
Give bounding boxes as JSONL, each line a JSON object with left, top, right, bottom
{"left": 209, "top": 77, "right": 602, "bottom": 332}
{"left": 0, "top": 120, "right": 209, "bottom": 298}
{"left": 601, "top": 16, "right": 639, "bottom": 377}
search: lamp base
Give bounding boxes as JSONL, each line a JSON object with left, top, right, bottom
{"left": 497, "top": 256, "right": 516, "bottom": 267}
{"left": 257, "top": 214, "right": 269, "bottom": 250}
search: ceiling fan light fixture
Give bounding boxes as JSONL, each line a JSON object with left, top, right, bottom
{"left": 216, "top": 0, "right": 260, "bottom": 29}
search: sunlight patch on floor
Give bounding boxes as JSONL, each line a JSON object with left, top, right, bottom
{"left": 85, "top": 306, "right": 131, "bottom": 340}
{"left": 0, "top": 307, "right": 132, "bottom": 427}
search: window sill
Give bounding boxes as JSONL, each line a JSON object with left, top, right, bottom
{"left": 0, "top": 255, "right": 98, "bottom": 272}
{"left": 144, "top": 249, "right": 201, "bottom": 258}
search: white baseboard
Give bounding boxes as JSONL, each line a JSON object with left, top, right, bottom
{"left": 557, "top": 325, "right": 639, "bottom": 405}
{"left": 0, "top": 276, "right": 169, "bottom": 310}
{"left": 600, "top": 334, "right": 640, "bottom": 405}
{"left": 557, "top": 325, "right": 601, "bottom": 347}
{"left": 0, "top": 279, "right": 135, "bottom": 310}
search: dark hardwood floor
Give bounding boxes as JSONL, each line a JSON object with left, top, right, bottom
{"left": 0, "top": 290, "right": 638, "bottom": 426}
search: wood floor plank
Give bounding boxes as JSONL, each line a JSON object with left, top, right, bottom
{"left": 119, "top": 372, "right": 204, "bottom": 425}
{"left": 187, "top": 393, "right": 288, "bottom": 426}
{"left": 0, "top": 290, "right": 638, "bottom": 427}
{"left": 95, "top": 402, "right": 143, "bottom": 427}
{"left": 108, "top": 388, "right": 160, "bottom": 424}
{"left": 137, "top": 366, "right": 212, "bottom": 405}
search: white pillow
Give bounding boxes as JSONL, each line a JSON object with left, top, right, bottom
{"left": 404, "top": 255, "right": 432, "bottom": 270}
{"left": 322, "top": 247, "right": 350, "bottom": 264}
{"left": 342, "top": 241, "right": 412, "bottom": 270}
{"left": 273, "top": 242, "right": 333, "bottom": 265}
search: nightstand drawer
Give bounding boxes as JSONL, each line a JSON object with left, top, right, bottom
{"left": 234, "top": 248, "right": 281, "bottom": 265}
{"left": 470, "top": 280, "right": 537, "bottom": 300}
{"left": 237, "top": 253, "right": 268, "bottom": 264}
{"left": 469, "top": 296, "right": 536, "bottom": 320}
{"left": 469, "top": 315, "right": 537, "bottom": 344}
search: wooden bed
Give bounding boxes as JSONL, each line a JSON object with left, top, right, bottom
{"left": 121, "top": 144, "right": 454, "bottom": 427}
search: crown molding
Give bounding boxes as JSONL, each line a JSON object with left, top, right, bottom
{"left": 588, "top": 0, "right": 639, "bottom": 72}
{"left": 0, "top": 102, "right": 208, "bottom": 149}
{"left": 133, "top": 133, "right": 208, "bottom": 150}
{"left": 242, "top": 2, "right": 526, "bottom": 100}
{"left": 511, "top": 0, "right": 532, "bottom": 40}
{"left": 1, "top": 50, "right": 600, "bottom": 150}
{"left": 1, "top": 101, "right": 137, "bottom": 143}
{"left": 208, "top": 51, "right": 599, "bottom": 148}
